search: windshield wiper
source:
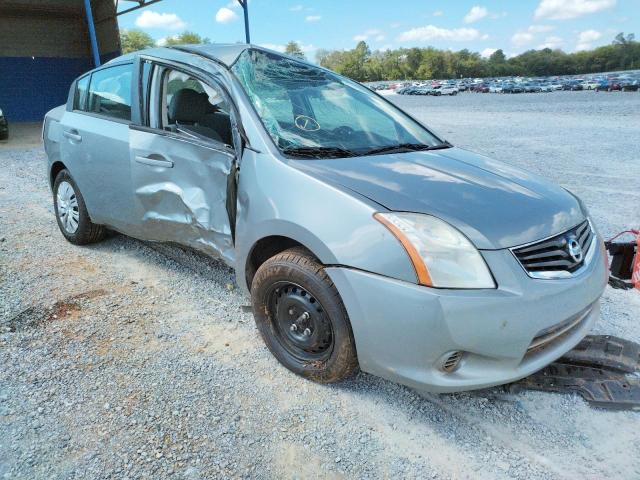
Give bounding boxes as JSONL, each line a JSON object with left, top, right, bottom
{"left": 362, "top": 142, "right": 452, "bottom": 156}
{"left": 281, "top": 146, "right": 359, "bottom": 159}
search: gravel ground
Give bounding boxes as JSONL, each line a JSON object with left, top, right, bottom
{"left": 1, "top": 91, "right": 640, "bottom": 480}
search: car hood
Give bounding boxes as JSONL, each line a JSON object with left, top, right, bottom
{"left": 290, "top": 147, "right": 585, "bottom": 249}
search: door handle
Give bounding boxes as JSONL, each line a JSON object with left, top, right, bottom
{"left": 135, "top": 155, "right": 174, "bottom": 168}
{"left": 63, "top": 130, "right": 82, "bottom": 142}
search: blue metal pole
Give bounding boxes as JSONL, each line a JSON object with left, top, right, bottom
{"left": 237, "top": 0, "right": 250, "bottom": 43}
{"left": 84, "top": 0, "right": 101, "bottom": 67}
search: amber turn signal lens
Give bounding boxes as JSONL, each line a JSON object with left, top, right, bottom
{"left": 374, "top": 213, "right": 433, "bottom": 286}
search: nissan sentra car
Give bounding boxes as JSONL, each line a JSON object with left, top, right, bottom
{"left": 43, "top": 45, "right": 608, "bottom": 392}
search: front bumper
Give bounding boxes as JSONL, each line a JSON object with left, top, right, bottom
{"left": 326, "top": 238, "right": 608, "bottom": 393}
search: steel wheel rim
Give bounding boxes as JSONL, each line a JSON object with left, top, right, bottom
{"left": 56, "top": 181, "right": 79, "bottom": 234}
{"left": 267, "top": 282, "right": 334, "bottom": 362}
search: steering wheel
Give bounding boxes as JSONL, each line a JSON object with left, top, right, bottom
{"left": 332, "top": 126, "right": 355, "bottom": 137}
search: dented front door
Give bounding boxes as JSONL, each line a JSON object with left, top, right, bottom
{"left": 129, "top": 126, "right": 236, "bottom": 265}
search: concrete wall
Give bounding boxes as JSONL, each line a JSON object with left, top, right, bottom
{"left": 0, "top": 0, "right": 121, "bottom": 121}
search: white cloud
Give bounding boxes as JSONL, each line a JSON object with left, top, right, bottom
{"left": 300, "top": 43, "right": 317, "bottom": 54}
{"left": 305, "top": 15, "right": 321, "bottom": 22}
{"left": 481, "top": 47, "right": 498, "bottom": 57}
{"left": 511, "top": 31, "right": 535, "bottom": 47}
{"left": 135, "top": 11, "right": 186, "bottom": 30}
{"left": 464, "top": 6, "right": 488, "bottom": 24}
{"left": 289, "top": 5, "right": 304, "bottom": 11}
{"left": 379, "top": 44, "right": 393, "bottom": 51}
{"left": 528, "top": 24, "right": 554, "bottom": 33}
{"left": 511, "top": 25, "right": 555, "bottom": 47}
{"left": 576, "top": 29, "right": 602, "bottom": 50}
{"left": 397, "top": 25, "right": 484, "bottom": 42}
{"left": 156, "top": 37, "right": 168, "bottom": 46}
{"left": 537, "top": 35, "right": 564, "bottom": 49}
{"left": 259, "top": 42, "right": 316, "bottom": 55}
{"left": 390, "top": 22, "right": 402, "bottom": 28}
{"left": 578, "top": 29, "right": 602, "bottom": 42}
{"left": 259, "top": 43, "right": 286, "bottom": 52}
{"left": 215, "top": 7, "right": 238, "bottom": 23}
{"left": 534, "top": 0, "right": 616, "bottom": 20}
{"left": 432, "top": 10, "right": 444, "bottom": 17}
{"left": 353, "top": 29, "right": 385, "bottom": 42}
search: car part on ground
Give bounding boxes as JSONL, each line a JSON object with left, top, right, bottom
{"left": 0, "top": 107, "right": 8, "bottom": 140}
{"left": 509, "top": 335, "right": 640, "bottom": 410}
{"left": 605, "top": 229, "right": 640, "bottom": 290}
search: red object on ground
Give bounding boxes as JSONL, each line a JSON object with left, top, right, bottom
{"left": 608, "top": 229, "right": 640, "bottom": 290}
{"left": 633, "top": 232, "right": 640, "bottom": 290}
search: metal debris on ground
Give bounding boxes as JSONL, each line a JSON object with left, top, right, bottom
{"left": 509, "top": 335, "right": 640, "bottom": 410}
{"left": 605, "top": 229, "right": 639, "bottom": 290}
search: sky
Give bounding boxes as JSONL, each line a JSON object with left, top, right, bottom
{"left": 117, "top": 0, "right": 639, "bottom": 60}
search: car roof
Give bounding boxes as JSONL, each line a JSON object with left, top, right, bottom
{"left": 168, "top": 43, "right": 251, "bottom": 66}
{"left": 109, "top": 43, "right": 284, "bottom": 69}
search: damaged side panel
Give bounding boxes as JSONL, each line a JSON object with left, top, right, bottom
{"left": 129, "top": 127, "right": 236, "bottom": 265}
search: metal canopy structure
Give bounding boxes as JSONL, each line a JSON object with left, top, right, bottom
{"left": 115, "top": 0, "right": 164, "bottom": 16}
{"left": 86, "top": 0, "right": 251, "bottom": 67}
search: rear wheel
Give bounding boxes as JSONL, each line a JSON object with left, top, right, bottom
{"left": 53, "top": 169, "right": 105, "bottom": 245}
{"left": 251, "top": 248, "right": 358, "bottom": 383}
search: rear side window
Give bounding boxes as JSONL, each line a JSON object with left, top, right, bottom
{"left": 87, "top": 64, "right": 132, "bottom": 121}
{"left": 74, "top": 75, "right": 90, "bottom": 110}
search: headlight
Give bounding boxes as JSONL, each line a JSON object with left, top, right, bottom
{"left": 0, "top": 108, "right": 3, "bottom": 116}
{"left": 374, "top": 212, "right": 495, "bottom": 289}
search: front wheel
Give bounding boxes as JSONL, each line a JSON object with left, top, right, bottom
{"left": 53, "top": 169, "right": 105, "bottom": 245}
{"left": 251, "top": 248, "right": 358, "bottom": 383}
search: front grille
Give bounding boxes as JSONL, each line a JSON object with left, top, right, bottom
{"left": 512, "top": 220, "right": 594, "bottom": 277}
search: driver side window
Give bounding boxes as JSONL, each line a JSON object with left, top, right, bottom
{"left": 160, "top": 68, "right": 233, "bottom": 146}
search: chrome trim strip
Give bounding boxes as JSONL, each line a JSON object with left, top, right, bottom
{"left": 527, "top": 306, "right": 591, "bottom": 351}
{"left": 510, "top": 219, "right": 596, "bottom": 280}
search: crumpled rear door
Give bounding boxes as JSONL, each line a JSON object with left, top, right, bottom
{"left": 129, "top": 126, "right": 236, "bottom": 265}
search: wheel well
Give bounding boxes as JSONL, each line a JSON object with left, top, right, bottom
{"left": 50, "top": 161, "right": 67, "bottom": 188}
{"left": 245, "top": 236, "right": 318, "bottom": 291}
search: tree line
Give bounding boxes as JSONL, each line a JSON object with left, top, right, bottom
{"left": 120, "top": 30, "right": 639, "bottom": 80}
{"left": 317, "top": 33, "right": 639, "bottom": 81}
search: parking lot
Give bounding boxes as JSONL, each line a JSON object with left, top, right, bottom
{"left": 1, "top": 91, "right": 639, "bottom": 479}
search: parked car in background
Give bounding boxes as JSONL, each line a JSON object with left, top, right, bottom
{"left": 523, "top": 83, "right": 542, "bottom": 93}
{"left": 563, "top": 81, "right": 583, "bottom": 91}
{"left": 42, "top": 44, "right": 608, "bottom": 393}
{"left": 472, "top": 84, "right": 490, "bottom": 93}
{"left": 621, "top": 81, "right": 639, "bottom": 92}
{"left": 502, "top": 83, "right": 524, "bottom": 93}
{"left": 582, "top": 80, "right": 600, "bottom": 90}
{"left": 431, "top": 85, "right": 458, "bottom": 96}
{"left": 489, "top": 84, "right": 503, "bottom": 93}
{"left": 0, "top": 108, "right": 8, "bottom": 140}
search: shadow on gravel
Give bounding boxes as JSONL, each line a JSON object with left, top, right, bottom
{"left": 85, "top": 231, "right": 238, "bottom": 288}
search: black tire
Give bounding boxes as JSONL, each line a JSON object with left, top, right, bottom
{"left": 251, "top": 247, "right": 358, "bottom": 383}
{"left": 53, "top": 169, "right": 105, "bottom": 245}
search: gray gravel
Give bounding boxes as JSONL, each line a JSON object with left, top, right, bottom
{"left": 1, "top": 91, "right": 640, "bottom": 479}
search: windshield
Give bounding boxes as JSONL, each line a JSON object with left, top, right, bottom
{"left": 231, "top": 49, "right": 444, "bottom": 158}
